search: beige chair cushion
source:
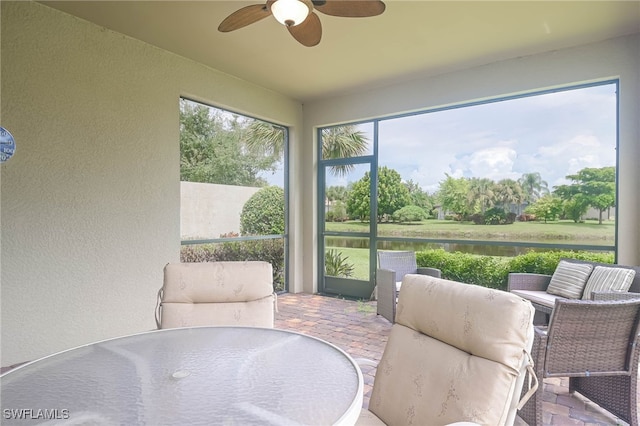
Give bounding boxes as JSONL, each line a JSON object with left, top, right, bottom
{"left": 367, "top": 274, "right": 534, "bottom": 426}
{"left": 159, "top": 261, "right": 275, "bottom": 328}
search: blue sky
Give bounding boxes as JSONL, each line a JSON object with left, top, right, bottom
{"left": 376, "top": 82, "right": 617, "bottom": 194}
{"left": 260, "top": 82, "right": 617, "bottom": 193}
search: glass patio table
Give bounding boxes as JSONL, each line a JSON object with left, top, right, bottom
{"left": 1, "top": 326, "right": 363, "bottom": 425}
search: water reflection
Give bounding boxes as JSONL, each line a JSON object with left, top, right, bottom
{"left": 325, "top": 237, "right": 612, "bottom": 257}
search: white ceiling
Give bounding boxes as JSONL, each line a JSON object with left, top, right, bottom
{"left": 41, "top": 1, "right": 640, "bottom": 103}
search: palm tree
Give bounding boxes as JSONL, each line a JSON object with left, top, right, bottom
{"left": 244, "top": 121, "right": 286, "bottom": 158}
{"left": 245, "top": 123, "right": 369, "bottom": 177}
{"left": 518, "top": 172, "right": 549, "bottom": 204}
{"left": 495, "top": 178, "right": 525, "bottom": 213}
{"left": 321, "top": 125, "right": 368, "bottom": 177}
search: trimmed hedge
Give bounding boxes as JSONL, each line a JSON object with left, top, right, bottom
{"left": 181, "top": 239, "right": 285, "bottom": 291}
{"left": 416, "top": 249, "right": 614, "bottom": 291}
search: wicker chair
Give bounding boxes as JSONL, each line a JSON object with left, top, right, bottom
{"left": 376, "top": 251, "right": 441, "bottom": 323}
{"left": 517, "top": 297, "right": 640, "bottom": 426}
{"left": 508, "top": 260, "right": 640, "bottom": 325}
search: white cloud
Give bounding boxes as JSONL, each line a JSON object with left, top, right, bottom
{"left": 324, "top": 83, "right": 617, "bottom": 194}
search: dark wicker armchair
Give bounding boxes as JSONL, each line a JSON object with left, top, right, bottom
{"left": 375, "top": 251, "right": 441, "bottom": 323}
{"left": 518, "top": 297, "right": 640, "bottom": 426}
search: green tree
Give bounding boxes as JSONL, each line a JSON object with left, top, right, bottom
{"left": 437, "top": 175, "right": 470, "bottom": 220}
{"left": 180, "top": 100, "right": 279, "bottom": 186}
{"left": 562, "top": 197, "right": 590, "bottom": 222}
{"left": 518, "top": 172, "right": 549, "bottom": 204}
{"left": 524, "top": 194, "right": 563, "bottom": 223}
{"left": 554, "top": 183, "right": 588, "bottom": 222}
{"left": 326, "top": 185, "right": 349, "bottom": 203}
{"left": 404, "top": 179, "right": 433, "bottom": 213}
{"left": 240, "top": 186, "right": 285, "bottom": 235}
{"left": 346, "top": 167, "right": 411, "bottom": 222}
{"left": 326, "top": 200, "right": 348, "bottom": 222}
{"left": 563, "top": 167, "right": 615, "bottom": 224}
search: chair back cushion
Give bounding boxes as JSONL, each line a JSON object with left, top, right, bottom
{"left": 563, "top": 258, "right": 640, "bottom": 294}
{"left": 159, "top": 261, "right": 274, "bottom": 328}
{"left": 580, "top": 266, "right": 636, "bottom": 300}
{"left": 369, "top": 274, "right": 534, "bottom": 426}
{"left": 546, "top": 260, "right": 593, "bottom": 299}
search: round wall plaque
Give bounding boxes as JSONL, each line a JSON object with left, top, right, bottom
{"left": 0, "top": 127, "right": 16, "bottom": 163}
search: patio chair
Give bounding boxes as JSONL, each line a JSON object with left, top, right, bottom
{"left": 517, "top": 297, "right": 640, "bottom": 426}
{"left": 376, "top": 251, "right": 441, "bottom": 323}
{"left": 155, "top": 261, "right": 276, "bottom": 329}
{"left": 357, "top": 274, "right": 537, "bottom": 426}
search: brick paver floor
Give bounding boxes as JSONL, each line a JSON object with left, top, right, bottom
{"left": 275, "top": 293, "right": 633, "bottom": 426}
{"left": 1, "top": 292, "right": 634, "bottom": 425}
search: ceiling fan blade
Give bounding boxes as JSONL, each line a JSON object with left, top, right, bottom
{"left": 288, "top": 12, "right": 322, "bottom": 47}
{"left": 218, "top": 4, "right": 271, "bottom": 32}
{"left": 314, "top": 0, "right": 385, "bottom": 17}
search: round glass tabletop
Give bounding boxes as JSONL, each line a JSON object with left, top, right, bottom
{"left": 1, "top": 327, "right": 363, "bottom": 425}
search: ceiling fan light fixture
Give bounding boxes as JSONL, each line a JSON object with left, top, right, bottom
{"left": 271, "top": 0, "right": 310, "bottom": 27}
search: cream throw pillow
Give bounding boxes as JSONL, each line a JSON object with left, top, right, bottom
{"left": 546, "top": 260, "right": 593, "bottom": 299}
{"left": 581, "top": 266, "right": 636, "bottom": 300}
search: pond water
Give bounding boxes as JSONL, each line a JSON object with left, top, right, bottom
{"left": 325, "top": 237, "right": 613, "bottom": 257}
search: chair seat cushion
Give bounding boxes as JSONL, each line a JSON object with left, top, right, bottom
{"left": 511, "top": 289, "right": 563, "bottom": 309}
{"left": 355, "top": 409, "right": 483, "bottom": 426}
{"left": 160, "top": 295, "right": 275, "bottom": 328}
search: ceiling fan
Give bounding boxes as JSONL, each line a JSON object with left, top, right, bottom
{"left": 218, "top": 0, "right": 386, "bottom": 47}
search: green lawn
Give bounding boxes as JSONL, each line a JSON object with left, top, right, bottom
{"left": 326, "top": 219, "right": 615, "bottom": 242}
{"left": 325, "top": 219, "right": 615, "bottom": 280}
{"left": 327, "top": 247, "right": 371, "bottom": 280}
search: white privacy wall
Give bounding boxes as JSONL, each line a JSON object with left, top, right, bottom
{"left": 180, "top": 182, "right": 260, "bottom": 240}
{"left": 0, "top": 1, "right": 303, "bottom": 365}
{"left": 300, "top": 33, "right": 640, "bottom": 293}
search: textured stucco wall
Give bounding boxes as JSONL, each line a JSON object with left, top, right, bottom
{"left": 301, "top": 33, "right": 640, "bottom": 292}
{"left": 0, "top": 1, "right": 302, "bottom": 365}
{"left": 180, "top": 182, "right": 260, "bottom": 239}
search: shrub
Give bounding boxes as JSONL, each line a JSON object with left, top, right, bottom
{"left": 471, "top": 208, "right": 516, "bottom": 225}
{"left": 416, "top": 249, "right": 614, "bottom": 291}
{"left": 506, "top": 250, "right": 613, "bottom": 275}
{"left": 392, "top": 205, "right": 428, "bottom": 223}
{"left": 470, "top": 213, "right": 485, "bottom": 225}
{"left": 240, "top": 186, "right": 285, "bottom": 236}
{"left": 416, "top": 249, "right": 508, "bottom": 289}
{"left": 180, "top": 239, "right": 285, "bottom": 291}
{"left": 325, "top": 249, "right": 355, "bottom": 278}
